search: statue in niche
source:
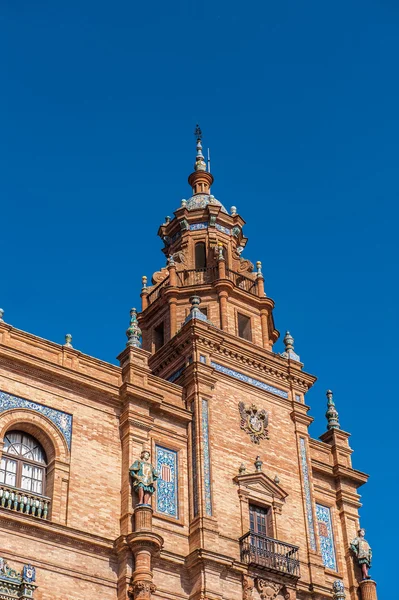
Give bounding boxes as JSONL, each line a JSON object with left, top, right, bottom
{"left": 350, "top": 528, "right": 372, "bottom": 580}
{"left": 130, "top": 448, "right": 158, "bottom": 505}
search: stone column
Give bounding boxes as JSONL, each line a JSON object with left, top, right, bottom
{"left": 260, "top": 308, "right": 269, "bottom": 348}
{"left": 359, "top": 580, "right": 378, "bottom": 600}
{"left": 218, "top": 290, "right": 229, "bottom": 331}
{"left": 127, "top": 505, "right": 163, "bottom": 600}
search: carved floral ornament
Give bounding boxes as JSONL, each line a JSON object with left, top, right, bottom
{"left": 239, "top": 402, "right": 269, "bottom": 444}
{"left": 242, "top": 576, "right": 294, "bottom": 600}
{"left": 129, "top": 580, "right": 157, "bottom": 599}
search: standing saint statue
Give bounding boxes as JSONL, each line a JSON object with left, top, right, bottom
{"left": 350, "top": 528, "right": 372, "bottom": 580}
{"left": 130, "top": 448, "right": 158, "bottom": 505}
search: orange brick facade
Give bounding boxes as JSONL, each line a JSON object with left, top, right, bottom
{"left": 0, "top": 133, "right": 376, "bottom": 600}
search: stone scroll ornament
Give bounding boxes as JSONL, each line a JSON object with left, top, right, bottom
{"left": 239, "top": 402, "right": 269, "bottom": 444}
{"left": 129, "top": 448, "right": 159, "bottom": 506}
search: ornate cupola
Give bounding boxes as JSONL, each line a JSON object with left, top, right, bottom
{"left": 138, "top": 128, "right": 279, "bottom": 371}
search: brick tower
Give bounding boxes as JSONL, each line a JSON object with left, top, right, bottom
{"left": 122, "top": 127, "right": 377, "bottom": 600}
{"left": 0, "top": 128, "right": 376, "bottom": 600}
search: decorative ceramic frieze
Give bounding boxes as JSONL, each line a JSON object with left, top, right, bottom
{"left": 210, "top": 362, "right": 288, "bottom": 399}
{"left": 201, "top": 399, "right": 212, "bottom": 516}
{"left": 316, "top": 503, "right": 337, "bottom": 570}
{"left": 0, "top": 557, "right": 37, "bottom": 598}
{"left": 155, "top": 445, "right": 178, "bottom": 519}
{"left": 189, "top": 222, "right": 207, "bottom": 231}
{"left": 215, "top": 223, "right": 231, "bottom": 235}
{"left": 0, "top": 390, "right": 72, "bottom": 450}
{"left": 299, "top": 438, "right": 317, "bottom": 551}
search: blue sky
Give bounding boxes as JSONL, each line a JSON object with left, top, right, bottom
{"left": 2, "top": 1, "right": 398, "bottom": 593}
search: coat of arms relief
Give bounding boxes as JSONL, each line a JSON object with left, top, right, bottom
{"left": 239, "top": 402, "right": 269, "bottom": 444}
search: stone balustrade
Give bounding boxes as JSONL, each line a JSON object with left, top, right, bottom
{"left": 0, "top": 484, "right": 50, "bottom": 519}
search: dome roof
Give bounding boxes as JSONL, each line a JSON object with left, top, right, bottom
{"left": 185, "top": 193, "right": 228, "bottom": 213}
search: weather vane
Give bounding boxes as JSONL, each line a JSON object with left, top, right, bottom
{"left": 194, "top": 124, "right": 202, "bottom": 140}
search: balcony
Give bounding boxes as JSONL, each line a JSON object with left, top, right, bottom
{"left": 240, "top": 532, "right": 300, "bottom": 578}
{"left": 146, "top": 267, "right": 258, "bottom": 306}
{"left": 0, "top": 484, "right": 51, "bottom": 520}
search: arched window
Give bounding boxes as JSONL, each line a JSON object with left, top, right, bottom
{"left": 195, "top": 242, "right": 207, "bottom": 269}
{"left": 1, "top": 431, "right": 47, "bottom": 495}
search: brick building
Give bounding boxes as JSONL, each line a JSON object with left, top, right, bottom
{"left": 0, "top": 129, "right": 376, "bottom": 600}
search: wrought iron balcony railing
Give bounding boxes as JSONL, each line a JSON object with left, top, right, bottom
{"left": 0, "top": 484, "right": 51, "bottom": 520}
{"left": 240, "top": 532, "right": 300, "bottom": 578}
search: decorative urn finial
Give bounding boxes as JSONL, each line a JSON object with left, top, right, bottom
{"left": 230, "top": 206, "right": 237, "bottom": 216}
{"left": 141, "top": 276, "right": 147, "bottom": 289}
{"left": 256, "top": 261, "right": 263, "bottom": 277}
{"left": 326, "top": 389, "right": 340, "bottom": 430}
{"left": 217, "top": 242, "right": 224, "bottom": 261}
{"left": 239, "top": 463, "right": 246, "bottom": 475}
{"left": 64, "top": 334, "right": 73, "bottom": 348}
{"left": 126, "top": 308, "right": 142, "bottom": 348}
{"left": 0, "top": 309, "right": 4, "bottom": 323}
{"left": 254, "top": 456, "right": 263, "bottom": 472}
{"left": 281, "top": 330, "right": 300, "bottom": 361}
{"left": 184, "top": 296, "right": 208, "bottom": 324}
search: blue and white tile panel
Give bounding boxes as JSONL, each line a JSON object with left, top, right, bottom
{"left": 201, "top": 399, "right": 212, "bottom": 516}
{"left": 155, "top": 445, "right": 178, "bottom": 519}
{"left": 191, "top": 405, "right": 199, "bottom": 517}
{"left": 0, "top": 390, "right": 72, "bottom": 450}
{"left": 188, "top": 222, "right": 232, "bottom": 235}
{"left": 215, "top": 223, "right": 231, "bottom": 235}
{"left": 316, "top": 503, "right": 337, "bottom": 570}
{"left": 299, "top": 438, "right": 317, "bottom": 551}
{"left": 210, "top": 362, "right": 288, "bottom": 399}
{"left": 189, "top": 223, "right": 207, "bottom": 231}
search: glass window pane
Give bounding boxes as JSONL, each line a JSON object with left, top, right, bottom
{"left": 1, "top": 458, "right": 5, "bottom": 469}
{"left": 22, "top": 464, "right": 33, "bottom": 477}
{"left": 21, "top": 476, "right": 32, "bottom": 491}
{"left": 6, "top": 444, "right": 20, "bottom": 456}
{"left": 0, "top": 470, "right": 4, "bottom": 483}
{"left": 32, "top": 467, "right": 43, "bottom": 481}
{"left": 5, "top": 471, "right": 16, "bottom": 486}
{"left": 31, "top": 480, "right": 42, "bottom": 494}
{"left": 32, "top": 446, "right": 45, "bottom": 463}
{"left": 6, "top": 459, "right": 17, "bottom": 473}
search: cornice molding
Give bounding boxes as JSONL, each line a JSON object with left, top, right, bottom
{"left": 0, "top": 511, "right": 115, "bottom": 556}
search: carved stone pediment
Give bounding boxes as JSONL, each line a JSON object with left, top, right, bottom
{"left": 234, "top": 471, "right": 288, "bottom": 513}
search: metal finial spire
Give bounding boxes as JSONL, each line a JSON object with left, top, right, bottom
{"left": 126, "top": 308, "right": 142, "bottom": 348}
{"left": 326, "top": 390, "right": 340, "bottom": 430}
{"left": 281, "top": 330, "right": 300, "bottom": 362}
{"left": 194, "top": 124, "right": 206, "bottom": 172}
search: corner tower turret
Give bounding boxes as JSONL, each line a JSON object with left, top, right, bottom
{"left": 138, "top": 128, "right": 279, "bottom": 358}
